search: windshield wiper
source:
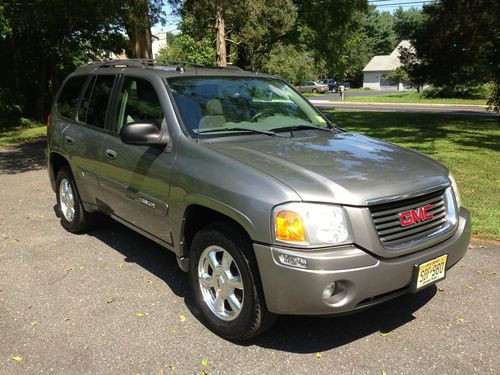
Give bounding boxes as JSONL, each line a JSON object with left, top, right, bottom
{"left": 269, "top": 124, "right": 335, "bottom": 133}
{"left": 196, "top": 127, "right": 278, "bottom": 136}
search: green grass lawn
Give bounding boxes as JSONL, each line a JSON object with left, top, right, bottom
{"left": 329, "top": 111, "right": 499, "bottom": 240}
{"left": 346, "top": 91, "right": 487, "bottom": 105}
{"left": 0, "top": 125, "right": 46, "bottom": 147}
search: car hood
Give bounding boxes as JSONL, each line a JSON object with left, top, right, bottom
{"left": 204, "top": 131, "right": 449, "bottom": 206}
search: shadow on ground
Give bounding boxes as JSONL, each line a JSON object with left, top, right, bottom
{"left": 0, "top": 137, "right": 47, "bottom": 174}
{"left": 86, "top": 215, "right": 436, "bottom": 353}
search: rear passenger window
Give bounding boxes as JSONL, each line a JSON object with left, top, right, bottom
{"left": 56, "top": 75, "right": 88, "bottom": 119}
{"left": 114, "top": 77, "right": 164, "bottom": 133}
{"left": 78, "top": 75, "right": 115, "bottom": 128}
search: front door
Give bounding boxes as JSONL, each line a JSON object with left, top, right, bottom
{"left": 100, "top": 75, "right": 175, "bottom": 244}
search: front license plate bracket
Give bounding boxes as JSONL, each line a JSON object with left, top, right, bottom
{"left": 410, "top": 254, "right": 448, "bottom": 293}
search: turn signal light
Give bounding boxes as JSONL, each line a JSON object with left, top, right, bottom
{"left": 275, "top": 210, "right": 306, "bottom": 243}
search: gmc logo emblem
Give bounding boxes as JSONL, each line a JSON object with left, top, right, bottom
{"left": 399, "top": 205, "right": 434, "bottom": 227}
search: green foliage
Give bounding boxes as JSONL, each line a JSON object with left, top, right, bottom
{"left": 0, "top": 88, "right": 23, "bottom": 127}
{"left": 0, "top": 4, "right": 10, "bottom": 37}
{"left": 384, "top": 67, "right": 410, "bottom": 85}
{"left": 18, "top": 117, "right": 45, "bottom": 129}
{"left": 262, "top": 44, "right": 317, "bottom": 85}
{"left": 422, "top": 85, "right": 489, "bottom": 99}
{"left": 405, "top": 0, "right": 500, "bottom": 111}
{"left": 393, "top": 7, "right": 427, "bottom": 41}
{"left": 362, "top": 7, "right": 398, "bottom": 56}
{"left": 157, "top": 34, "right": 215, "bottom": 65}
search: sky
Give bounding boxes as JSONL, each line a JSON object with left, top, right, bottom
{"left": 152, "top": 0, "right": 431, "bottom": 33}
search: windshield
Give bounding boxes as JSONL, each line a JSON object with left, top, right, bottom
{"left": 167, "top": 76, "right": 329, "bottom": 137}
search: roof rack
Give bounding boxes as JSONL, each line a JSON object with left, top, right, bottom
{"left": 77, "top": 58, "right": 244, "bottom": 72}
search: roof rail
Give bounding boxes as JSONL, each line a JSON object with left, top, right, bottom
{"left": 77, "top": 58, "right": 244, "bottom": 72}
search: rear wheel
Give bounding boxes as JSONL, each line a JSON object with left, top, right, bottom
{"left": 312, "top": 88, "right": 318, "bottom": 94}
{"left": 188, "top": 223, "right": 276, "bottom": 341}
{"left": 56, "top": 167, "right": 95, "bottom": 233}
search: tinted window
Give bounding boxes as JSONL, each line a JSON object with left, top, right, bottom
{"left": 79, "top": 75, "right": 115, "bottom": 128}
{"left": 56, "top": 75, "right": 88, "bottom": 119}
{"left": 114, "top": 77, "right": 164, "bottom": 133}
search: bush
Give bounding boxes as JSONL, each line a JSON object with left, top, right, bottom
{"left": 17, "top": 117, "right": 45, "bottom": 129}
{"left": 0, "top": 88, "right": 23, "bottom": 127}
{"left": 422, "top": 84, "right": 488, "bottom": 99}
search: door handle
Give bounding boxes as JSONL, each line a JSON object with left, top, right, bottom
{"left": 105, "top": 149, "right": 117, "bottom": 160}
{"left": 64, "top": 135, "right": 75, "bottom": 145}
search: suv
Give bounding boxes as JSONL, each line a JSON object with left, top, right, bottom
{"left": 47, "top": 59, "right": 471, "bottom": 341}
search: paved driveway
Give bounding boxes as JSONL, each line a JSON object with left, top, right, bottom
{"left": 0, "top": 139, "right": 498, "bottom": 374}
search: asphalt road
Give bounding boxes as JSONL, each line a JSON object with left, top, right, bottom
{"left": 310, "top": 100, "right": 492, "bottom": 115}
{"left": 316, "top": 90, "right": 400, "bottom": 101}
{"left": 0, "top": 139, "right": 499, "bottom": 374}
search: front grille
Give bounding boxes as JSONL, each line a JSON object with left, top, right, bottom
{"left": 369, "top": 189, "right": 449, "bottom": 248}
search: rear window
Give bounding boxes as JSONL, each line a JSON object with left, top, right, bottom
{"left": 56, "top": 75, "right": 88, "bottom": 119}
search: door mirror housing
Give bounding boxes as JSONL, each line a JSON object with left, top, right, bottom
{"left": 120, "top": 122, "right": 168, "bottom": 146}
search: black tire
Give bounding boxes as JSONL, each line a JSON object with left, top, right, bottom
{"left": 188, "top": 222, "right": 277, "bottom": 341}
{"left": 55, "top": 167, "right": 95, "bottom": 233}
{"left": 312, "top": 88, "right": 318, "bottom": 94}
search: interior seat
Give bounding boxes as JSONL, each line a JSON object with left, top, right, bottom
{"left": 198, "top": 99, "right": 226, "bottom": 129}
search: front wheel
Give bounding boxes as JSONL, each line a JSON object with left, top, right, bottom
{"left": 56, "top": 167, "right": 95, "bottom": 233}
{"left": 188, "top": 223, "right": 276, "bottom": 341}
{"left": 312, "top": 88, "right": 318, "bottom": 94}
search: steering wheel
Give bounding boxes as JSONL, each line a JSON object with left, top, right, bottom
{"left": 250, "top": 111, "right": 274, "bottom": 122}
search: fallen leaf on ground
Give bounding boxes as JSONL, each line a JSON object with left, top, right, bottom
{"left": 10, "top": 355, "right": 22, "bottom": 362}
{"left": 179, "top": 314, "right": 186, "bottom": 322}
{"left": 106, "top": 297, "right": 115, "bottom": 304}
{"left": 316, "top": 353, "right": 322, "bottom": 359}
{"left": 64, "top": 317, "right": 70, "bottom": 321}
{"left": 464, "top": 284, "right": 475, "bottom": 290}
{"left": 11, "top": 239, "right": 19, "bottom": 244}
{"left": 479, "top": 245, "right": 486, "bottom": 248}
{"left": 31, "top": 321, "right": 38, "bottom": 326}
{"left": 457, "top": 317, "right": 465, "bottom": 323}
{"left": 201, "top": 358, "right": 208, "bottom": 367}
{"left": 380, "top": 332, "right": 391, "bottom": 337}
{"left": 135, "top": 313, "right": 145, "bottom": 317}
{"left": 170, "top": 328, "right": 177, "bottom": 334}
{"left": 489, "top": 272, "right": 496, "bottom": 276}
{"left": 437, "top": 286, "right": 445, "bottom": 292}
{"left": 381, "top": 371, "right": 387, "bottom": 375}
{"left": 65, "top": 267, "right": 73, "bottom": 272}
{"left": 158, "top": 369, "right": 164, "bottom": 375}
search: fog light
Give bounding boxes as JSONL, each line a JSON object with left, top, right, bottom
{"left": 322, "top": 282, "right": 337, "bottom": 300}
{"left": 278, "top": 254, "right": 308, "bottom": 269}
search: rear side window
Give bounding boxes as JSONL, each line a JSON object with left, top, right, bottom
{"left": 78, "top": 75, "right": 115, "bottom": 129}
{"left": 56, "top": 75, "right": 88, "bottom": 119}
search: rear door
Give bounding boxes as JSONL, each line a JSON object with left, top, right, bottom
{"left": 62, "top": 73, "right": 117, "bottom": 208}
{"left": 99, "top": 73, "right": 175, "bottom": 243}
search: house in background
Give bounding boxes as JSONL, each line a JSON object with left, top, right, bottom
{"left": 152, "top": 31, "right": 168, "bottom": 59}
{"left": 362, "top": 40, "right": 411, "bottom": 91}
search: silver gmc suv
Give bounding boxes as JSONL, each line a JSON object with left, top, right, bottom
{"left": 47, "top": 60, "right": 471, "bottom": 340}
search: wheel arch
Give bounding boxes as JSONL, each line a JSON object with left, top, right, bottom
{"left": 49, "top": 152, "right": 71, "bottom": 191}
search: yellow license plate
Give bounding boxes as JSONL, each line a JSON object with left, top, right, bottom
{"left": 416, "top": 254, "right": 448, "bottom": 289}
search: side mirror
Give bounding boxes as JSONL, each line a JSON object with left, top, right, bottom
{"left": 120, "top": 122, "right": 168, "bottom": 146}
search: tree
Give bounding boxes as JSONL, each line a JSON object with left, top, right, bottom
{"left": 157, "top": 34, "right": 215, "bottom": 65}
{"left": 405, "top": 0, "right": 499, "bottom": 112}
{"left": 293, "top": 0, "right": 369, "bottom": 80}
{"left": 262, "top": 44, "right": 318, "bottom": 85}
{"left": 0, "top": 1, "right": 127, "bottom": 120}
{"left": 362, "top": 6, "right": 398, "bottom": 55}
{"left": 393, "top": 7, "right": 426, "bottom": 41}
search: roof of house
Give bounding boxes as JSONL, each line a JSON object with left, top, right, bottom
{"left": 362, "top": 40, "right": 411, "bottom": 72}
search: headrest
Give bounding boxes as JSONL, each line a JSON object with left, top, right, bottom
{"left": 206, "top": 98, "right": 223, "bottom": 115}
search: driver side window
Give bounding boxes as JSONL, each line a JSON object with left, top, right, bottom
{"left": 114, "top": 77, "right": 164, "bottom": 133}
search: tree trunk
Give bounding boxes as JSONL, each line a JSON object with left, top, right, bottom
{"left": 215, "top": 4, "right": 226, "bottom": 66}
{"left": 125, "top": 0, "right": 153, "bottom": 59}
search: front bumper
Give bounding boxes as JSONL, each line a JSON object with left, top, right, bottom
{"left": 254, "top": 207, "right": 471, "bottom": 315}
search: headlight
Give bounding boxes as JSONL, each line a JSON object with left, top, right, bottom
{"left": 448, "top": 172, "right": 462, "bottom": 208}
{"left": 272, "top": 203, "right": 352, "bottom": 247}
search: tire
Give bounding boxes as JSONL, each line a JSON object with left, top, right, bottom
{"left": 312, "top": 88, "right": 318, "bottom": 94}
{"left": 55, "top": 167, "right": 95, "bottom": 233}
{"left": 188, "top": 223, "right": 277, "bottom": 341}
